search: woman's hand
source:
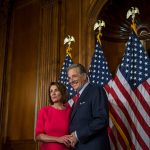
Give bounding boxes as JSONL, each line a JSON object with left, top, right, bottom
{"left": 36, "top": 133, "right": 72, "bottom": 147}
{"left": 57, "top": 135, "right": 72, "bottom": 147}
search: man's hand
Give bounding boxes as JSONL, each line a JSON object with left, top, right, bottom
{"left": 69, "top": 132, "right": 78, "bottom": 148}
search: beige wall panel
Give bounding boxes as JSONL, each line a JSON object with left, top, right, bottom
{"left": 0, "top": 30, "right": 6, "bottom": 104}
{"left": 6, "top": 1, "right": 40, "bottom": 140}
{"left": 0, "top": 0, "right": 10, "bottom": 120}
{"left": 59, "top": 0, "right": 97, "bottom": 70}
{"left": 63, "top": 0, "right": 80, "bottom": 63}
{"left": 37, "top": 0, "right": 61, "bottom": 107}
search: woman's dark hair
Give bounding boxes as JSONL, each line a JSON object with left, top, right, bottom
{"left": 48, "top": 82, "right": 68, "bottom": 105}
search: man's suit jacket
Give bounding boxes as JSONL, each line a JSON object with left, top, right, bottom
{"left": 70, "top": 83, "right": 110, "bottom": 150}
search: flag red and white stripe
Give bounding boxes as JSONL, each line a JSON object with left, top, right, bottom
{"left": 107, "top": 32, "right": 150, "bottom": 150}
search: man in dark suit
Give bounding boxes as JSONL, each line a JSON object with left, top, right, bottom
{"left": 67, "top": 63, "right": 110, "bottom": 150}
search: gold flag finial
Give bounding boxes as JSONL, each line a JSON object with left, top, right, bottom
{"left": 94, "top": 20, "right": 105, "bottom": 45}
{"left": 64, "top": 35, "right": 75, "bottom": 58}
{"left": 126, "top": 7, "right": 140, "bottom": 34}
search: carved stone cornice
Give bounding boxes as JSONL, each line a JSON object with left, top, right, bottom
{"left": 98, "top": 0, "right": 150, "bottom": 41}
{"left": 87, "top": 0, "right": 108, "bottom": 27}
{"left": 137, "top": 25, "right": 150, "bottom": 40}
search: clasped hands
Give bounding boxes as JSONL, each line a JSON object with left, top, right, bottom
{"left": 58, "top": 132, "right": 78, "bottom": 148}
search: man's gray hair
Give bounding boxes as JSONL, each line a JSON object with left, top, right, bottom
{"left": 67, "top": 63, "right": 87, "bottom": 74}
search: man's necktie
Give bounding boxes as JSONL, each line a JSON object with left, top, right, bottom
{"left": 73, "top": 93, "right": 80, "bottom": 105}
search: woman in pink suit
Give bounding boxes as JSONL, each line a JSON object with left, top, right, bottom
{"left": 35, "top": 82, "right": 71, "bottom": 150}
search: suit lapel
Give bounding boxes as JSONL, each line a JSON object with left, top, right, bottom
{"left": 70, "top": 84, "right": 91, "bottom": 121}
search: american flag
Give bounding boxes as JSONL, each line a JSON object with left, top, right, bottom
{"left": 88, "top": 40, "right": 112, "bottom": 87}
{"left": 108, "top": 32, "right": 150, "bottom": 150}
{"left": 59, "top": 54, "right": 76, "bottom": 98}
{"left": 88, "top": 40, "right": 119, "bottom": 150}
